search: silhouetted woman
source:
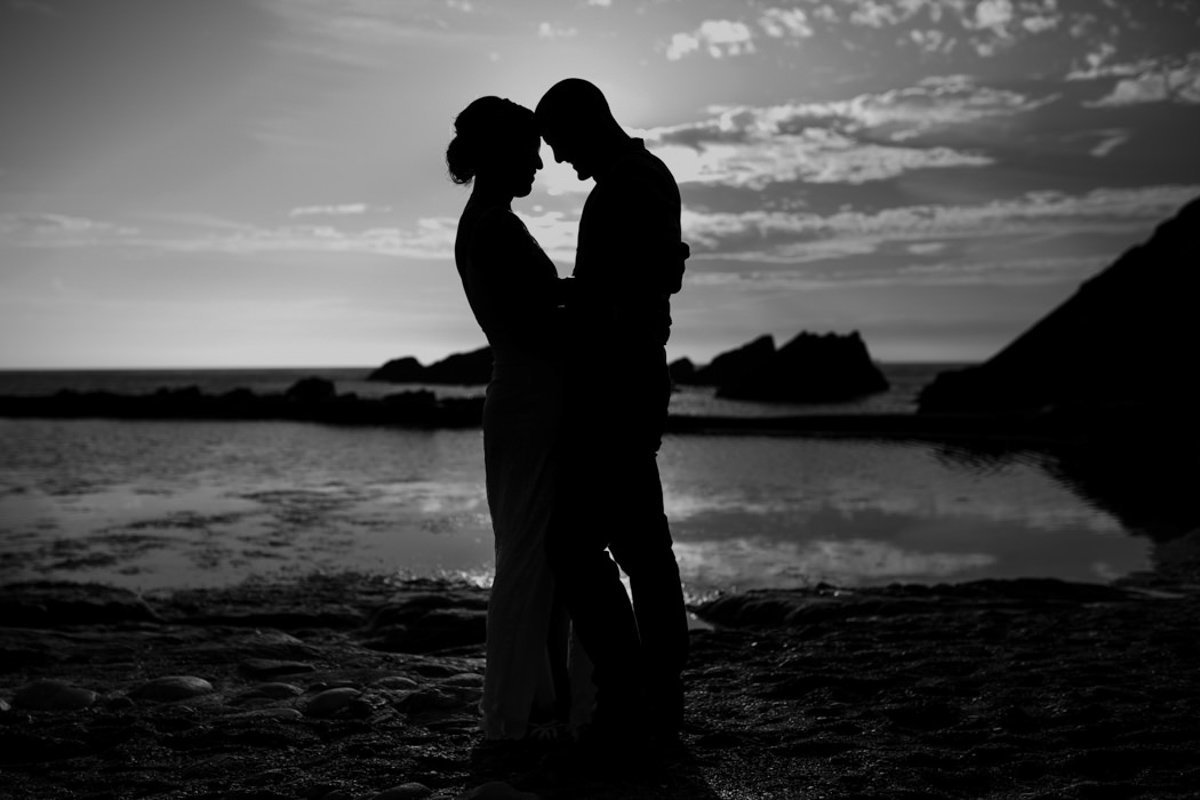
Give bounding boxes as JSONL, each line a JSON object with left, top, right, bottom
{"left": 447, "top": 97, "right": 581, "bottom": 740}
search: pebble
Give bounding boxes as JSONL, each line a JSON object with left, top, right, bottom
{"left": 441, "top": 673, "right": 485, "bottom": 688}
{"left": 223, "top": 707, "right": 304, "bottom": 722}
{"left": 239, "top": 658, "right": 316, "bottom": 679}
{"left": 130, "top": 675, "right": 214, "bottom": 702}
{"left": 459, "top": 781, "right": 540, "bottom": 800}
{"left": 368, "top": 783, "right": 433, "bottom": 800}
{"left": 394, "top": 687, "right": 462, "bottom": 713}
{"left": 304, "top": 687, "right": 361, "bottom": 718}
{"left": 0, "top": 697, "right": 11, "bottom": 713}
{"left": 12, "top": 679, "right": 97, "bottom": 711}
{"left": 237, "top": 682, "right": 304, "bottom": 701}
{"left": 371, "top": 676, "right": 421, "bottom": 690}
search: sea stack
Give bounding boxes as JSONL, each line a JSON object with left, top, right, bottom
{"left": 679, "top": 331, "right": 889, "bottom": 403}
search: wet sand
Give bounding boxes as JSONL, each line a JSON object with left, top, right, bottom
{"left": 2, "top": 566, "right": 1199, "bottom": 799}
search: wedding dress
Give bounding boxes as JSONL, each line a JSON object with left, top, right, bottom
{"left": 454, "top": 196, "right": 587, "bottom": 738}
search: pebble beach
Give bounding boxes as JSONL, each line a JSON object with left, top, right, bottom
{"left": 3, "top": 562, "right": 1200, "bottom": 799}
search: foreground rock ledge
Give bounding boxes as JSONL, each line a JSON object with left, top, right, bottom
{"left": 1, "top": 573, "right": 1199, "bottom": 799}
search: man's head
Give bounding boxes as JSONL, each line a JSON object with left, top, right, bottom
{"left": 535, "top": 78, "right": 622, "bottom": 181}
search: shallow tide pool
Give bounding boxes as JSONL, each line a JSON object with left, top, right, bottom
{"left": 0, "top": 418, "right": 1147, "bottom": 595}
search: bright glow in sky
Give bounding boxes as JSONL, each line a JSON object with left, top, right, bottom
{"left": 2, "top": 0, "right": 1198, "bottom": 367}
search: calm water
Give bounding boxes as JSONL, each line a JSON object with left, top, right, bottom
{"left": 0, "top": 417, "right": 1146, "bottom": 596}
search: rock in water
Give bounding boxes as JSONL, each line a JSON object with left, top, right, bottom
{"left": 130, "top": 675, "right": 214, "bottom": 702}
{"left": 422, "top": 347, "right": 493, "bottom": 385}
{"left": 368, "top": 356, "right": 425, "bottom": 383}
{"left": 917, "top": 195, "right": 1200, "bottom": 416}
{"left": 716, "top": 331, "right": 889, "bottom": 403}
{"left": 688, "top": 335, "right": 776, "bottom": 387}
{"left": 369, "top": 346, "right": 493, "bottom": 385}
{"left": 668, "top": 357, "right": 697, "bottom": 385}
{"left": 12, "top": 679, "right": 97, "bottom": 710}
{"left": 285, "top": 377, "right": 337, "bottom": 402}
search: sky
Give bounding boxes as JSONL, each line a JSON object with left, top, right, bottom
{"left": 1, "top": 0, "right": 1198, "bottom": 368}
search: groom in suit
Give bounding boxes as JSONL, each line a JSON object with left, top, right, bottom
{"left": 535, "top": 77, "right": 689, "bottom": 743}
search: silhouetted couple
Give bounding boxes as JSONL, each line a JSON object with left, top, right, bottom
{"left": 448, "top": 79, "right": 689, "bottom": 754}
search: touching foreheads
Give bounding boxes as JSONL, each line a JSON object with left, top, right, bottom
{"left": 534, "top": 78, "right": 615, "bottom": 134}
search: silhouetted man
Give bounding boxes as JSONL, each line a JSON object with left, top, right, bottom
{"left": 535, "top": 77, "right": 689, "bottom": 741}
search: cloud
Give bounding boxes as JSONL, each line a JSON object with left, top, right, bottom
{"left": 906, "top": 242, "right": 947, "bottom": 255}
{"left": 652, "top": 133, "right": 990, "bottom": 189}
{"left": 1082, "top": 53, "right": 1200, "bottom": 107}
{"left": 0, "top": 213, "right": 139, "bottom": 245}
{"left": 649, "top": 76, "right": 1054, "bottom": 145}
{"left": 159, "top": 218, "right": 460, "bottom": 259}
{"left": 666, "top": 19, "right": 755, "bottom": 61}
{"left": 264, "top": 0, "right": 486, "bottom": 67}
{"left": 758, "top": 7, "right": 813, "bottom": 39}
{"left": 1087, "top": 130, "right": 1129, "bottom": 158}
{"left": 537, "top": 21, "right": 577, "bottom": 39}
{"left": 679, "top": 185, "right": 1200, "bottom": 283}
{"left": 971, "top": 0, "right": 1013, "bottom": 35}
{"left": 636, "top": 78, "right": 1061, "bottom": 189}
{"left": 289, "top": 203, "right": 389, "bottom": 217}
{"left": 665, "top": 8, "right": 814, "bottom": 61}
{"left": 810, "top": 0, "right": 1064, "bottom": 57}
{"left": 846, "top": 0, "right": 903, "bottom": 29}
{"left": 587, "top": 0, "right": 611, "bottom": 6}
{"left": 0, "top": 211, "right": 456, "bottom": 259}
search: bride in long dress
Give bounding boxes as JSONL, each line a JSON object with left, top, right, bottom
{"left": 446, "top": 96, "right": 585, "bottom": 740}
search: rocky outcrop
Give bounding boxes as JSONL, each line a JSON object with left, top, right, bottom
{"left": 284, "top": 377, "right": 336, "bottom": 403}
{"left": 368, "top": 347, "right": 492, "bottom": 385}
{"left": 668, "top": 357, "right": 697, "bottom": 385}
{"left": 716, "top": 331, "right": 889, "bottom": 403}
{"left": 918, "top": 196, "right": 1200, "bottom": 415}
{"left": 367, "top": 356, "right": 424, "bottom": 383}
{"left": 0, "top": 380, "right": 485, "bottom": 428}
{"left": 678, "top": 332, "right": 889, "bottom": 403}
{"left": 689, "top": 335, "right": 776, "bottom": 387}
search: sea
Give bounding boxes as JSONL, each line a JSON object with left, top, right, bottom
{"left": 0, "top": 364, "right": 1157, "bottom": 597}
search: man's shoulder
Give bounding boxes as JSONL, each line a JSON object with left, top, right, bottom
{"left": 607, "top": 141, "right": 679, "bottom": 195}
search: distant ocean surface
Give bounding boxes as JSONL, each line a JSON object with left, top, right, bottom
{"left": 0, "top": 362, "right": 962, "bottom": 417}
{"left": 0, "top": 362, "right": 1154, "bottom": 597}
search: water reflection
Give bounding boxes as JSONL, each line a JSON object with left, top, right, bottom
{"left": 659, "top": 434, "right": 1141, "bottom": 592}
{"left": 929, "top": 437, "right": 1200, "bottom": 578}
{"left": 0, "top": 420, "right": 1181, "bottom": 592}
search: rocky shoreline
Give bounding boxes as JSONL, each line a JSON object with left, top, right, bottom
{"left": 6, "top": 384, "right": 1196, "bottom": 449}
{"left": 3, "top": 572, "right": 1200, "bottom": 799}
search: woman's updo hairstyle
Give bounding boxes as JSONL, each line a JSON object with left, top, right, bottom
{"left": 446, "top": 96, "right": 537, "bottom": 185}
